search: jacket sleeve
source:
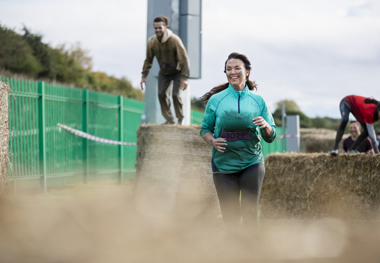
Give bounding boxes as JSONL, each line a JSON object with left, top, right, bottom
{"left": 260, "top": 99, "right": 277, "bottom": 143}
{"left": 175, "top": 37, "right": 190, "bottom": 79}
{"left": 200, "top": 99, "right": 216, "bottom": 138}
{"left": 141, "top": 40, "right": 154, "bottom": 78}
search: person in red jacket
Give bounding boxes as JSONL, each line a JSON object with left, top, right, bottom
{"left": 331, "top": 95, "right": 380, "bottom": 155}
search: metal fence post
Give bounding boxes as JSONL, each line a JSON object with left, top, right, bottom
{"left": 282, "top": 103, "right": 286, "bottom": 152}
{"left": 38, "top": 81, "right": 47, "bottom": 193}
{"left": 286, "top": 115, "right": 300, "bottom": 152}
{"left": 82, "top": 89, "right": 89, "bottom": 184}
{"left": 119, "top": 95, "right": 124, "bottom": 184}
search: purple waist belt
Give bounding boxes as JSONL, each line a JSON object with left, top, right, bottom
{"left": 221, "top": 131, "right": 250, "bottom": 141}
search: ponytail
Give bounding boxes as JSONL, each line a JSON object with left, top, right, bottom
{"left": 364, "top": 97, "right": 378, "bottom": 105}
{"left": 199, "top": 77, "right": 258, "bottom": 103}
{"left": 198, "top": 83, "right": 229, "bottom": 102}
{"left": 246, "top": 77, "right": 258, "bottom": 91}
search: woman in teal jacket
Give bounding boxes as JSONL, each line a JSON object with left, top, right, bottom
{"left": 199, "top": 52, "right": 276, "bottom": 232}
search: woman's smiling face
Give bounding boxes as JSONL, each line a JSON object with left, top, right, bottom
{"left": 225, "top": 58, "right": 250, "bottom": 90}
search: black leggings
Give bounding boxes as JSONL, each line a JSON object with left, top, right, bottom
{"left": 213, "top": 163, "right": 265, "bottom": 230}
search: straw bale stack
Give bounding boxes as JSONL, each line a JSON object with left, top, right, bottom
{"left": 300, "top": 128, "right": 349, "bottom": 153}
{"left": 0, "top": 81, "right": 10, "bottom": 194}
{"left": 134, "top": 124, "right": 220, "bottom": 222}
{"left": 134, "top": 125, "right": 379, "bottom": 221}
{"left": 261, "top": 153, "right": 380, "bottom": 220}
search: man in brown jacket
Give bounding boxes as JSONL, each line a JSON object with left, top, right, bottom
{"left": 140, "top": 15, "right": 190, "bottom": 125}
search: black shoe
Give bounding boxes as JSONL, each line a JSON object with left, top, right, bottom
{"left": 177, "top": 118, "right": 183, "bottom": 125}
{"left": 162, "top": 120, "right": 175, "bottom": 125}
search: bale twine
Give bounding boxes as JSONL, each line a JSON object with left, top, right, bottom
{"left": 261, "top": 153, "right": 380, "bottom": 220}
{"left": 300, "top": 128, "right": 349, "bottom": 153}
{"left": 134, "top": 124, "right": 220, "bottom": 222}
{"left": 0, "top": 81, "right": 10, "bottom": 194}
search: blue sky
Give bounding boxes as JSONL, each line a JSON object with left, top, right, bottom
{"left": 1, "top": 0, "right": 379, "bottom": 118}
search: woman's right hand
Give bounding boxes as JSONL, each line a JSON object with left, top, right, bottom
{"left": 212, "top": 138, "right": 227, "bottom": 153}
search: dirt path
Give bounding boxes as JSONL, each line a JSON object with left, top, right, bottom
{"left": 0, "top": 181, "right": 380, "bottom": 263}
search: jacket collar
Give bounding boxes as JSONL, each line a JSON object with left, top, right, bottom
{"left": 155, "top": 29, "right": 172, "bottom": 44}
{"left": 228, "top": 84, "right": 249, "bottom": 99}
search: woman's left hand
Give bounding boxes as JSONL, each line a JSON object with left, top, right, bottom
{"left": 253, "top": 116, "right": 272, "bottom": 137}
{"left": 253, "top": 117, "right": 269, "bottom": 129}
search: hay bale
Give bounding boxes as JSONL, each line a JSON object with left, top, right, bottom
{"left": 300, "top": 128, "right": 337, "bottom": 137}
{"left": 134, "top": 124, "right": 220, "bottom": 222}
{"left": 133, "top": 125, "right": 379, "bottom": 221}
{"left": 0, "top": 81, "right": 10, "bottom": 194}
{"left": 300, "top": 128, "right": 349, "bottom": 153}
{"left": 261, "top": 153, "right": 380, "bottom": 220}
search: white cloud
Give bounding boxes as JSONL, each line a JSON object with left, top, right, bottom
{"left": 346, "top": 0, "right": 374, "bottom": 17}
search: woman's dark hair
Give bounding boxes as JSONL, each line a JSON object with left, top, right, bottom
{"left": 199, "top": 52, "right": 258, "bottom": 102}
{"left": 153, "top": 15, "right": 170, "bottom": 26}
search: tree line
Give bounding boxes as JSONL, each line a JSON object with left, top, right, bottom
{"left": 0, "top": 24, "right": 144, "bottom": 100}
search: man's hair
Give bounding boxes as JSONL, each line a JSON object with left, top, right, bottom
{"left": 153, "top": 15, "right": 170, "bottom": 26}
{"left": 349, "top": 120, "right": 358, "bottom": 125}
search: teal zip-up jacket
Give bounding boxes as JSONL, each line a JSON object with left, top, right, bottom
{"left": 200, "top": 84, "right": 276, "bottom": 173}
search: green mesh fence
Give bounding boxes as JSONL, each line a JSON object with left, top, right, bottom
{"left": 5, "top": 76, "right": 285, "bottom": 192}
{"left": 5, "top": 77, "right": 146, "bottom": 192}
{"left": 261, "top": 127, "right": 286, "bottom": 158}
{"left": 191, "top": 109, "right": 204, "bottom": 125}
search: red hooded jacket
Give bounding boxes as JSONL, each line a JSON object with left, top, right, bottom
{"left": 344, "top": 95, "right": 378, "bottom": 124}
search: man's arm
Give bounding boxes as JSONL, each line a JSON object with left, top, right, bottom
{"left": 366, "top": 137, "right": 375, "bottom": 154}
{"left": 140, "top": 77, "right": 146, "bottom": 91}
{"left": 141, "top": 40, "right": 155, "bottom": 90}
{"left": 175, "top": 37, "right": 190, "bottom": 90}
{"left": 367, "top": 139, "right": 374, "bottom": 154}
{"left": 181, "top": 79, "right": 189, "bottom": 91}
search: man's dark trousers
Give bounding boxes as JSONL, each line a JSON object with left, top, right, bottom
{"left": 158, "top": 71, "right": 184, "bottom": 123}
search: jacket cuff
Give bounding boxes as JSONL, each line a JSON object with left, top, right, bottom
{"left": 262, "top": 126, "right": 276, "bottom": 143}
{"left": 200, "top": 129, "right": 211, "bottom": 138}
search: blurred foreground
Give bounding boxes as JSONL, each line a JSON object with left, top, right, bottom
{"left": 0, "top": 181, "right": 380, "bottom": 263}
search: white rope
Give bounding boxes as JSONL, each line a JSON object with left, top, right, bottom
{"left": 57, "top": 123, "right": 136, "bottom": 146}
{"left": 278, "top": 134, "right": 299, "bottom": 141}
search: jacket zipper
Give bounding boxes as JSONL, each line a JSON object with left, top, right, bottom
{"left": 238, "top": 95, "right": 241, "bottom": 113}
